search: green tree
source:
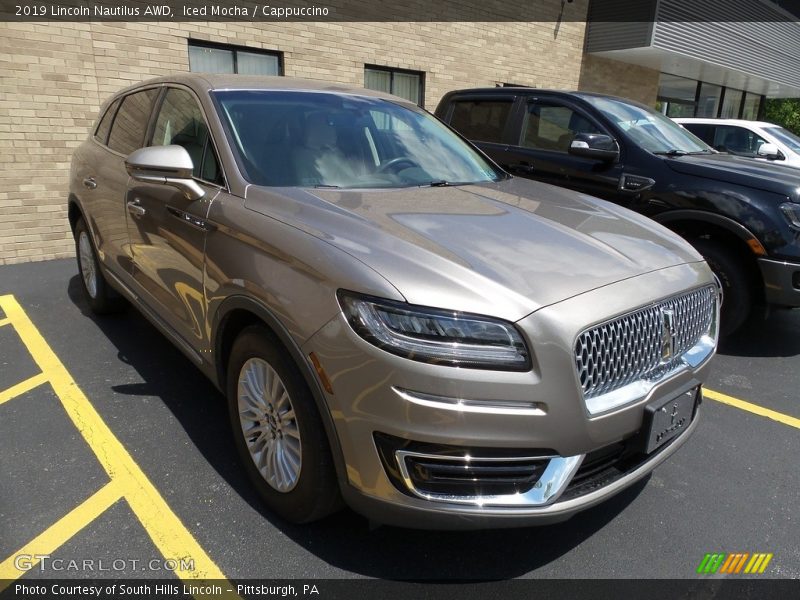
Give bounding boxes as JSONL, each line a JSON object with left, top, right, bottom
{"left": 763, "top": 98, "right": 800, "bottom": 135}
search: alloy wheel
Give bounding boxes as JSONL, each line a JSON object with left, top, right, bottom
{"left": 78, "top": 231, "right": 98, "bottom": 299}
{"left": 237, "top": 358, "right": 302, "bottom": 492}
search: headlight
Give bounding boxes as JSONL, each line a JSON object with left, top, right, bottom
{"left": 337, "top": 291, "right": 530, "bottom": 371}
{"left": 780, "top": 202, "right": 800, "bottom": 229}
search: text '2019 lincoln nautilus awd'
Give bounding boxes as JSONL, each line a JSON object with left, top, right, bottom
{"left": 69, "top": 74, "right": 719, "bottom": 529}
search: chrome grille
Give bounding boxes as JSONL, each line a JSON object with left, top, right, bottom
{"left": 575, "top": 286, "right": 716, "bottom": 399}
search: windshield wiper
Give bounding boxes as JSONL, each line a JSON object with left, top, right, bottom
{"left": 654, "top": 149, "right": 689, "bottom": 157}
{"left": 423, "top": 180, "right": 455, "bottom": 187}
{"left": 313, "top": 184, "right": 340, "bottom": 189}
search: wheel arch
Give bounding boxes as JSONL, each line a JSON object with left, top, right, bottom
{"left": 68, "top": 194, "right": 83, "bottom": 234}
{"left": 211, "top": 295, "right": 348, "bottom": 487}
{"left": 655, "top": 210, "right": 765, "bottom": 301}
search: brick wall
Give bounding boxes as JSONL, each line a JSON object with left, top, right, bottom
{"left": 578, "top": 54, "right": 661, "bottom": 106}
{"left": 0, "top": 15, "right": 592, "bottom": 264}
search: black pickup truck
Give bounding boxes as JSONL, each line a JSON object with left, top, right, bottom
{"left": 435, "top": 88, "right": 800, "bottom": 334}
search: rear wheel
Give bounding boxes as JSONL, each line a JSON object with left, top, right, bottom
{"left": 226, "top": 326, "right": 341, "bottom": 523}
{"left": 692, "top": 238, "right": 753, "bottom": 336}
{"left": 74, "top": 216, "right": 124, "bottom": 314}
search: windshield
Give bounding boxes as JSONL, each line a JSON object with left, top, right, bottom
{"left": 765, "top": 126, "right": 800, "bottom": 153}
{"left": 578, "top": 95, "right": 712, "bottom": 155}
{"left": 213, "top": 90, "right": 503, "bottom": 188}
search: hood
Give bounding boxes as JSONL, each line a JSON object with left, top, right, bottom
{"left": 664, "top": 153, "right": 800, "bottom": 201}
{"left": 244, "top": 178, "right": 703, "bottom": 321}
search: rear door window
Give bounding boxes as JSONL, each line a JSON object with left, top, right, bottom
{"left": 680, "top": 123, "right": 714, "bottom": 145}
{"left": 107, "top": 89, "right": 159, "bottom": 156}
{"left": 94, "top": 98, "right": 121, "bottom": 145}
{"left": 710, "top": 125, "right": 768, "bottom": 156}
{"left": 449, "top": 99, "right": 513, "bottom": 143}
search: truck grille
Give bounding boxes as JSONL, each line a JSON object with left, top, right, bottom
{"left": 575, "top": 286, "right": 716, "bottom": 399}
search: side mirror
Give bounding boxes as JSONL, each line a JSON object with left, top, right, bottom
{"left": 569, "top": 133, "right": 620, "bottom": 162}
{"left": 125, "top": 145, "right": 205, "bottom": 201}
{"left": 757, "top": 143, "right": 784, "bottom": 160}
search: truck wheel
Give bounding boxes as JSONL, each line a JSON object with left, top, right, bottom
{"left": 692, "top": 238, "right": 752, "bottom": 336}
{"left": 226, "top": 326, "right": 341, "bottom": 523}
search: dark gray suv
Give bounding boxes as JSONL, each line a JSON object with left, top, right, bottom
{"left": 69, "top": 75, "right": 718, "bottom": 528}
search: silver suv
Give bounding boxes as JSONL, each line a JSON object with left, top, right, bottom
{"left": 69, "top": 75, "right": 718, "bottom": 528}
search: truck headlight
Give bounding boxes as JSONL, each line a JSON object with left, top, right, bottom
{"left": 780, "top": 202, "right": 800, "bottom": 229}
{"left": 337, "top": 291, "right": 530, "bottom": 371}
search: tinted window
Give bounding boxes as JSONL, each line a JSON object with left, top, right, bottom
{"left": 94, "top": 98, "right": 120, "bottom": 145}
{"left": 449, "top": 100, "right": 512, "bottom": 143}
{"left": 215, "top": 90, "right": 503, "bottom": 188}
{"left": 521, "top": 103, "right": 601, "bottom": 152}
{"left": 680, "top": 123, "right": 714, "bottom": 145}
{"left": 107, "top": 89, "right": 158, "bottom": 155}
{"left": 710, "top": 125, "right": 768, "bottom": 156}
{"left": 152, "top": 88, "right": 221, "bottom": 183}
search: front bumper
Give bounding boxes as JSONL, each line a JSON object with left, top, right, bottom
{"left": 341, "top": 412, "right": 701, "bottom": 530}
{"left": 758, "top": 257, "right": 800, "bottom": 307}
{"left": 303, "top": 262, "right": 714, "bottom": 529}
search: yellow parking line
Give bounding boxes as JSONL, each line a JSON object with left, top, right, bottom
{"left": 0, "top": 295, "right": 235, "bottom": 594}
{"left": 0, "top": 372, "right": 48, "bottom": 406}
{"left": 0, "top": 481, "right": 123, "bottom": 582}
{"left": 705, "top": 388, "right": 800, "bottom": 430}
{"left": 0, "top": 317, "right": 10, "bottom": 327}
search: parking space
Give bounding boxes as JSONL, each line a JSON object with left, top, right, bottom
{"left": 0, "top": 289, "right": 230, "bottom": 587}
{"left": 0, "top": 258, "right": 798, "bottom": 582}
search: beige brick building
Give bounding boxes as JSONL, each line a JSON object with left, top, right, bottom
{"left": 1, "top": 0, "right": 797, "bottom": 265}
{"left": 0, "top": 13, "right": 599, "bottom": 264}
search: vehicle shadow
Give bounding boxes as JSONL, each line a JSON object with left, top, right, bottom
{"left": 67, "top": 275, "right": 648, "bottom": 580}
{"left": 717, "top": 307, "right": 800, "bottom": 358}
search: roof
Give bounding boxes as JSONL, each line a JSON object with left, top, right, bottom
{"left": 109, "top": 73, "right": 409, "bottom": 103}
{"left": 674, "top": 118, "right": 779, "bottom": 128}
{"left": 437, "top": 87, "right": 653, "bottom": 110}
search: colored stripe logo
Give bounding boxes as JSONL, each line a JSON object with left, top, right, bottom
{"left": 697, "top": 553, "right": 773, "bottom": 574}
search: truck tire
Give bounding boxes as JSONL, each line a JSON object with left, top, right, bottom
{"left": 692, "top": 238, "right": 752, "bottom": 336}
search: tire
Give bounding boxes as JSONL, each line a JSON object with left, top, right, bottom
{"left": 74, "top": 216, "right": 125, "bottom": 314}
{"left": 226, "top": 326, "right": 341, "bottom": 523}
{"left": 692, "top": 238, "right": 753, "bottom": 336}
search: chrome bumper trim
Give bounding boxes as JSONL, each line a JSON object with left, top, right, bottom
{"left": 395, "top": 450, "right": 583, "bottom": 507}
{"left": 393, "top": 387, "right": 546, "bottom": 416}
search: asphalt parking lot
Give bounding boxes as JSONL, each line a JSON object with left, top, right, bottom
{"left": 0, "top": 258, "right": 798, "bottom": 584}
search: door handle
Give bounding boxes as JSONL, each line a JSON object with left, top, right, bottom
{"left": 126, "top": 201, "right": 146, "bottom": 218}
{"left": 509, "top": 163, "right": 535, "bottom": 174}
{"left": 83, "top": 177, "right": 97, "bottom": 189}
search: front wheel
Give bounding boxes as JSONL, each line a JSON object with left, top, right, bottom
{"left": 692, "top": 238, "right": 753, "bottom": 336}
{"left": 226, "top": 326, "right": 341, "bottom": 523}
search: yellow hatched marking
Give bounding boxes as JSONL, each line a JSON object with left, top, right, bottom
{"left": 0, "top": 372, "right": 48, "bottom": 406}
{"left": 0, "top": 295, "right": 236, "bottom": 598}
{"left": 0, "top": 482, "right": 123, "bottom": 581}
{"left": 0, "top": 317, "right": 10, "bottom": 327}
{"left": 759, "top": 553, "right": 774, "bottom": 573}
{"left": 705, "top": 388, "right": 800, "bottom": 430}
{"left": 745, "top": 553, "right": 763, "bottom": 574}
